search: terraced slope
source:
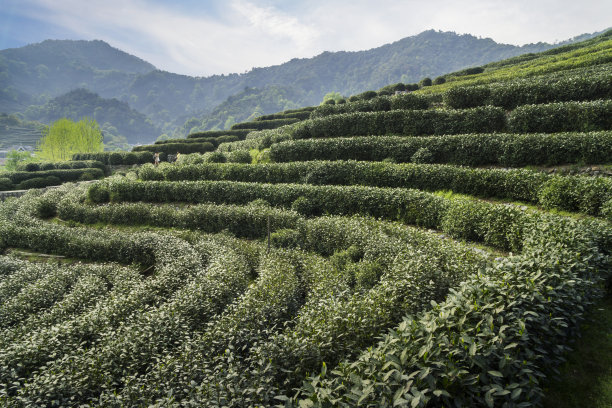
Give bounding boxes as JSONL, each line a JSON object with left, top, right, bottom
{"left": 0, "top": 31, "right": 611, "bottom": 407}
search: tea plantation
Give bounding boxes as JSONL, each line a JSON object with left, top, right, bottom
{"left": 0, "top": 31, "right": 611, "bottom": 407}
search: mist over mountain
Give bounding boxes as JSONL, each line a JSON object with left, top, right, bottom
{"left": 0, "top": 28, "right": 606, "bottom": 143}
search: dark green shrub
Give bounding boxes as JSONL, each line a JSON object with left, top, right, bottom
{"left": 17, "top": 177, "right": 49, "bottom": 189}
{"left": 35, "top": 197, "right": 57, "bottom": 219}
{"left": 23, "top": 162, "right": 40, "bottom": 172}
{"left": 378, "top": 83, "right": 407, "bottom": 95}
{"left": 0, "top": 178, "right": 13, "bottom": 191}
{"left": 187, "top": 129, "right": 251, "bottom": 139}
{"left": 133, "top": 142, "right": 215, "bottom": 155}
{"left": 227, "top": 150, "right": 252, "bottom": 164}
{"left": 291, "top": 196, "right": 321, "bottom": 217}
{"left": 352, "top": 91, "right": 377, "bottom": 101}
{"left": 44, "top": 176, "right": 61, "bottom": 186}
{"left": 444, "top": 86, "right": 492, "bottom": 108}
{"left": 88, "top": 183, "right": 110, "bottom": 203}
{"left": 601, "top": 198, "right": 612, "bottom": 221}
{"left": 538, "top": 176, "right": 612, "bottom": 215}
{"left": 411, "top": 147, "right": 434, "bottom": 164}
{"left": 324, "top": 99, "right": 335, "bottom": 105}
{"left": 293, "top": 106, "right": 506, "bottom": 139}
{"left": 352, "top": 261, "right": 384, "bottom": 290}
{"left": 538, "top": 176, "right": 579, "bottom": 212}
{"left": 109, "top": 152, "right": 123, "bottom": 165}
{"left": 79, "top": 171, "right": 96, "bottom": 181}
{"left": 509, "top": 100, "right": 612, "bottom": 133}
{"left": 433, "top": 76, "right": 446, "bottom": 85}
{"left": 216, "top": 135, "right": 240, "bottom": 144}
{"left": 419, "top": 77, "right": 432, "bottom": 87}
{"left": 389, "top": 93, "right": 430, "bottom": 111}
{"left": 269, "top": 132, "right": 612, "bottom": 168}
{"left": 230, "top": 118, "right": 300, "bottom": 131}
{"left": 443, "top": 68, "right": 612, "bottom": 109}
{"left": 249, "top": 198, "right": 271, "bottom": 208}
{"left": 205, "top": 152, "right": 227, "bottom": 163}
{"left": 270, "top": 228, "right": 303, "bottom": 249}
{"left": 39, "top": 162, "right": 55, "bottom": 171}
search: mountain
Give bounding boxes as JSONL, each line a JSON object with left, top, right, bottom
{"left": 0, "top": 113, "right": 45, "bottom": 149}
{"left": 24, "top": 89, "right": 159, "bottom": 145}
{"left": 0, "top": 40, "right": 155, "bottom": 112}
{"left": 0, "top": 29, "right": 608, "bottom": 142}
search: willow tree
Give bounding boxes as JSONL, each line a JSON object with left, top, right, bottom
{"left": 37, "top": 118, "right": 104, "bottom": 161}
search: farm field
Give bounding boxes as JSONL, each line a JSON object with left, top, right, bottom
{"left": 0, "top": 30, "right": 611, "bottom": 407}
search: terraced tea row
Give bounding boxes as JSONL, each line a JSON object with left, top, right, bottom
{"left": 137, "top": 160, "right": 612, "bottom": 217}
{"left": 0, "top": 186, "right": 494, "bottom": 406}
{"left": 1, "top": 30, "right": 611, "bottom": 407}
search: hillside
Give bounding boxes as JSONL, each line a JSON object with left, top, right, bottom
{"left": 23, "top": 88, "right": 160, "bottom": 144}
{"left": 0, "top": 113, "right": 45, "bottom": 149}
{"left": 2, "top": 29, "right": 604, "bottom": 136}
{"left": 0, "top": 29, "right": 611, "bottom": 407}
{"left": 0, "top": 39, "right": 155, "bottom": 112}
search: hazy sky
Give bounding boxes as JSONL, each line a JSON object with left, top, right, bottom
{"left": 1, "top": 0, "right": 610, "bottom": 76}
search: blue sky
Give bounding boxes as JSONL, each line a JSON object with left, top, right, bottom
{"left": 1, "top": 0, "right": 610, "bottom": 77}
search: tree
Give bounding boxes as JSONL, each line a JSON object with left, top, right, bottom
{"left": 37, "top": 118, "right": 103, "bottom": 161}
{"left": 5, "top": 150, "right": 33, "bottom": 171}
{"left": 321, "top": 92, "right": 345, "bottom": 105}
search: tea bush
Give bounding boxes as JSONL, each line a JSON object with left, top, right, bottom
{"left": 508, "top": 99, "right": 612, "bottom": 133}
{"left": 73, "top": 151, "right": 157, "bottom": 165}
{"left": 187, "top": 129, "right": 251, "bottom": 139}
{"left": 292, "top": 106, "right": 506, "bottom": 140}
{"left": 230, "top": 118, "right": 300, "bottom": 130}
{"left": 267, "top": 131, "right": 612, "bottom": 166}
{"left": 444, "top": 68, "right": 612, "bottom": 109}
{"left": 310, "top": 93, "right": 429, "bottom": 118}
{"left": 136, "top": 160, "right": 612, "bottom": 216}
{"left": 132, "top": 142, "right": 215, "bottom": 155}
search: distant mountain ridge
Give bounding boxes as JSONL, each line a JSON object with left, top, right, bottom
{"left": 0, "top": 28, "right": 608, "bottom": 143}
{"left": 23, "top": 88, "right": 159, "bottom": 144}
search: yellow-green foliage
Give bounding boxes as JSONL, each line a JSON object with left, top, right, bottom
{"left": 37, "top": 118, "right": 104, "bottom": 162}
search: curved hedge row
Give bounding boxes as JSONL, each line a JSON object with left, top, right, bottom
{"left": 310, "top": 93, "right": 430, "bottom": 118}
{"left": 115, "top": 221, "right": 488, "bottom": 406}
{"left": 58, "top": 201, "right": 301, "bottom": 239}
{"left": 136, "top": 160, "right": 612, "bottom": 217}
{"left": 444, "top": 68, "right": 612, "bottom": 109}
{"left": 219, "top": 100, "right": 612, "bottom": 147}
{"left": 292, "top": 106, "right": 506, "bottom": 139}
{"left": 230, "top": 117, "right": 301, "bottom": 131}
{"left": 1, "top": 182, "right": 611, "bottom": 406}
{"left": 92, "top": 178, "right": 544, "bottom": 251}
{"left": 73, "top": 151, "right": 159, "bottom": 165}
{"left": 255, "top": 111, "right": 312, "bottom": 121}
{"left": 154, "top": 135, "right": 239, "bottom": 146}
{"left": 15, "top": 160, "right": 106, "bottom": 173}
{"left": 132, "top": 142, "right": 215, "bottom": 155}
{"left": 0, "top": 168, "right": 105, "bottom": 191}
{"left": 187, "top": 129, "right": 252, "bottom": 139}
{"left": 266, "top": 131, "right": 612, "bottom": 167}
{"left": 508, "top": 99, "right": 612, "bottom": 133}
{"left": 294, "top": 216, "right": 612, "bottom": 407}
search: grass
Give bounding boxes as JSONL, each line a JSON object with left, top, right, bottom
{"left": 543, "top": 293, "right": 612, "bottom": 408}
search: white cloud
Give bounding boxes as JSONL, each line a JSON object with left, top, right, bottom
{"left": 231, "top": 0, "right": 319, "bottom": 51}
{"left": 5, "top": 0, "right": 612, "bottom": 76}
